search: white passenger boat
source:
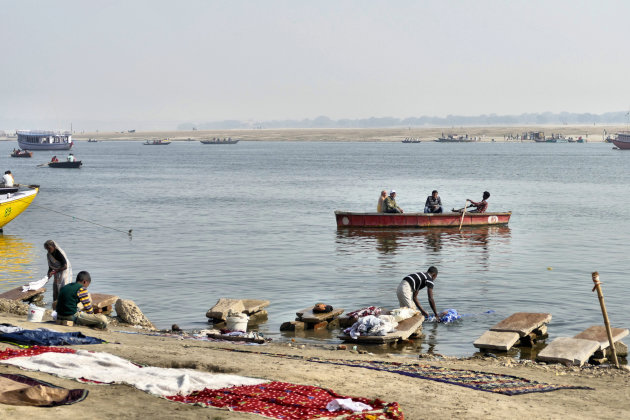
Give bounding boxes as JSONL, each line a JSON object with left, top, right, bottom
{"left": 17, "top": 130, "right": 73, "bottom": 150}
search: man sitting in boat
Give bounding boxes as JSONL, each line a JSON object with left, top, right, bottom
{"left": 1, "top": 170, "right": 14, "bottom": 187}
{"left": 424, "top": 190, "right": 443, "bottom": 213}
{"left": 454, "top": 191, "right": 490, "bottom": 213}
{"left": 67, "top": 153, "right": 76, "bottom": 162}
{"left": 397, "top": 267, "right": 440, "bottom": 320}
{"left": 51, "top": 156, "right": 59, "bottom": 163}
{"left": 383, "top": 190, "right": 403, "bottom": 213}
{"left": 377, "top": 190, "right": 387, "bottom": 212}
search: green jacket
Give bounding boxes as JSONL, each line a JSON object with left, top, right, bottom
{"left": 383, "top": 196, "right": 401, "bottom": 213}
{"left": 57, "top": 282, "right": 83, "bottom": 317}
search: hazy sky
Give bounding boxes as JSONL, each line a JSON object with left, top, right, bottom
{"left": 2, "top": 0, "right": 630, "bottom": 130}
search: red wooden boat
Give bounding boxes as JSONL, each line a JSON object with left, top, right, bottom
{"left": 335, "top": 210, "right": 511, "bottom": 228}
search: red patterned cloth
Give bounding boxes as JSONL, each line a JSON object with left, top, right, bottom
{"left": 166, "top": 381, "right": 403, "bottom": 419}
{"left": 0, "top": 346, "right": 76, "bottom": 360}
{"left": 346, "top": 306, "right": 382, "bottom": 319}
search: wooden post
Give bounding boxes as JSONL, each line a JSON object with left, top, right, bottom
{"left": 591, "top": 272, "right": 620, "bottom": 368}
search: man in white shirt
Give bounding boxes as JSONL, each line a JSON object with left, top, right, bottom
{"left": 1, "top": 170, "right": 14, "bottom": 187}
{"left": 67, "top": 153, "right": 75, "bottom": 162}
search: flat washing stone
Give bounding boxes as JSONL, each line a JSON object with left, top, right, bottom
{"left": 573, "top": 326, "right": 629, "bottom": 350}
{"left": 473, "top": 330, "right": 520, "bottom": 351}
{"left": 490, "top": 312, "right": 552, "bottom": 337}
{"left": 536, "top": 337, "right": 600, "bottom": 366}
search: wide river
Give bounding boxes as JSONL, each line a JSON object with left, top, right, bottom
{"left": 1, "top": 139, "right": 628, "bottom": 357}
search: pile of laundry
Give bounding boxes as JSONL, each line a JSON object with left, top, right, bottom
{"left": 343, "top": 307, "right": 419, "bottom": 339}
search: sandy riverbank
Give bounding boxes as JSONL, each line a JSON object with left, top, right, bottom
{"left": 0, "top": 313, "right": 628, "bottom": 419}
{"left": 0, "top": 125, "right": 622, "bottom": 143}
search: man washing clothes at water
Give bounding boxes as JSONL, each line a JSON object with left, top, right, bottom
{"left": 397, "top": 267, "right": 440, "bottom": 321}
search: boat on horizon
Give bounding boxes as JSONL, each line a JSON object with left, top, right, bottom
{"left": 200, "top": 138, "right": 239, "bottom": 144}
{"left": 0, "top": 186, "right": 39, "bottom": 231}
{"left": 334, "top": 210, "right": 511, "bottom": 228}
{"left": 402, "top": 138, "right": 421, "bottom": 143}
{"left": 143, "top": 139, "right": 171, "bottom": 145}
{"left": 435, "top": 134, "right": 480, "bottom": 143}
{"left": 17, "top": 130, "right": 73, "bottom": 151}
{"left": 612, "top": 132, "right": 630, "bottom": 150}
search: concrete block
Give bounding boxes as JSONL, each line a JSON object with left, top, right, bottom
{"left": 533, "top": 324, "right": 548, "bottom": 336}
{"left": 573, "top": 326, "right": 629, "bottom": 350}
{"left": 56, "top": 320, "right": 74, "bottom": 326}
{"left": 313, "top": 321, "right": 328, "bottom": 330}
{"left": 280, "top": 321, "right": 305, "bottom": 332}
{"left": 206, "top": 298, "right": 245, "bottom": 320}
{"left": 327, "top": 318, "right": 340, "bottom": 330}
{"left": 473, "top": 330, "right": 520, "bottom": 351}
{"left": 490, "top": 312, "right": 552, "bottom": 337}
{"left": 247, "top": 309, "right": 268, "bottom": 323}
{"left": 536, "top": 337, "right": 600, "bottom": 366}
{"left": 241, "top": 299, "right": 270, "bottom": 314}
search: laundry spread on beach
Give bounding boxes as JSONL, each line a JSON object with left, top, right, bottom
{"left": 0, "top": 346, "right": 402, "bottom": 419}
{"left": 219, "top": 348, "right": 594, "bottom": 396}
{"left": 166, "top": 381, "right": 403, "bottom": 419}
{"left": 0, "top": 373, "right": 88, "bottom": 407}
{"left": 0, "top": 327, "right": 105, "bottom": 347}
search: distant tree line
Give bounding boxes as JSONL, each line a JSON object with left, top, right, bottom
{"left": 177, "top": 111, "right": 630, "bottom": 130}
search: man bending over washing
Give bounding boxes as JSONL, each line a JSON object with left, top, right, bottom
{"left": 397, "top": 266, "right": 440, "bottom": 320}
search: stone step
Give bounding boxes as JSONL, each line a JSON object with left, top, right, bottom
{"left": 536, "top": 337, "right": 600, "bottom": 366}
{"left": 473, "top": 330, "right": 520, "bottom": 351}
{"left": 573, "top": 325, "right": 629, "bottom": 350}
{"left": 489, "top": 312, "right": 552, "bottom": 337}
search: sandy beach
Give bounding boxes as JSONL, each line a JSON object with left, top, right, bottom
{"left": 0, "top": 313, "right": 628, "bottom": 419}
{"left": 7, "top": 125, "right": 619, "bottom": 143}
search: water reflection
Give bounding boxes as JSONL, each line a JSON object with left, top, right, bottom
{"left": 0, "top": 234, "right": 37, "bottom": 288}
{"left": 336, "top": 226, "right": 511, "bottom": 256}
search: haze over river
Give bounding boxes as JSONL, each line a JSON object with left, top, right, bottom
{"left": 1, "top": 139, "right": 628, "bottom": 357}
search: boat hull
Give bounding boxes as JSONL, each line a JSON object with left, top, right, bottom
{"left": 49, "top": 161, "right": 82, "bottom": 168}
{"left": 200, "top": 140, "right": 239, "bottom": 144}
{"left": 0, "top": 188, "right": 38, "bottom": 229}
{"left": 612, "top": 139, "right": 630, "bottom": 150}
{"left": 10, "top": 152, "right": 33, "bottom": 158}
{"left": 335, "top": 211, "right": 511, "bottom": 228}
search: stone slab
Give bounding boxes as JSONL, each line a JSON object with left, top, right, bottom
{"left": 490, "top": 312, "right": 552, "bottom": 337}
{"left": 536, "top": 337, "right": 600, "bottom": 366}
{"left": 296, "top": 307, "right": 344, "bottom": 323}
{"left": 0, "top": 287, "right": 46, "bottom": 302}
{"left": 206, "top": 298, "right": 246, "bottom": 320}
{"left": 573, "top": 326, "right": 630, "bottom": 350}
{"left": 473, "top": 330, "right": 521, "bottom": 351}
{"left": 241, "top": 299, "right": 270, "bottom": 314}
{"left": 338, "top": 314, "right": 424, "bottom": 344}
{"left": 90, "top": 293, "right": 119, "bottom": 309}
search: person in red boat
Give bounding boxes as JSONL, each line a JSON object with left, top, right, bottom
{"left": 467, "top": 191, "right": 490, "bottom": 213}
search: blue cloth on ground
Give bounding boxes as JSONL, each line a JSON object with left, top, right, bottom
{"left": 0, "top": 328, "right": 105, "bottom": 346}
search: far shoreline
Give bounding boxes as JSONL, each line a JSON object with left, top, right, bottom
{"left": 1, "top": 125, "right": 625, "bottom": 143}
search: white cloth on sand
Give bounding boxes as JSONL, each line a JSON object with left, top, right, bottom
{"left": 22, "top": 276, "right": 49, "bottom": 293}
{"left": 345, "top": 315, "right": 398, "bottom": 339}
{"left": 327, "top": 398, "right": 373, "bottom": 412}
{"left": 1, "top": 349, "right": 268, "bottom": 397}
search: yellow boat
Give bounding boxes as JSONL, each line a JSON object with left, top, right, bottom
{"left": 0, "top": 186, "right": 39, "bottom": 230}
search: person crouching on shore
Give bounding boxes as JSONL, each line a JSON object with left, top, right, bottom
{"left": 56, "top": 271, "right": 108, "bottom": 329}
{"left": 397, "top": 266, "right": 440, "bottom": 321}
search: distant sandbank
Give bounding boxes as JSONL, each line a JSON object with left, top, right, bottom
{"left": 1, "top": 125, "right": 624, "bottom": 143}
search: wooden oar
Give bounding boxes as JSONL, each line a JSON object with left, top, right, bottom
{"left": 458, "top": 200, "right": 469, "bottom": 230}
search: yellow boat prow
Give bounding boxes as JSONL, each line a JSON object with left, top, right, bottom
{"left": 0, "top": 187, "right": 39, "bottom": 229}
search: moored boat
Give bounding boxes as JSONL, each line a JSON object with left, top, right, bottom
{"left": 612, "top": 132, "right": 630, "bottom": 150}
{"left": 47, "top": 161, "right": 82, "bottom": 168}
{"left": 0, "top": 186, "right": 39, "bottom": 230}
{"left": 10, "top": 150, "right": 33, "bottom": 158}
{"left": 17, "top": 130, "right": 73, "bottom": 150}
{"left": 334, "top": 210, "right": 511, "bottom": 228}
{"left": 435, "top": 134, "right": 479, "bottom": 143}
{"left": 143, "top": 139, "right": 171, "bottom": 145}
{"left": 200, "top": 138, "right": 239, "bottom": 144}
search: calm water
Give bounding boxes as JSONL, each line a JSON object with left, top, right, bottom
{"left": 1, "top": 139, "right": 628, "bottom": 357}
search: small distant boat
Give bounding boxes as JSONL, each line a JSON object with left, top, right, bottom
{"left": 10, "top": 150, "right": 33, "bottom": 158}
{"left": 143, "top": 139, "right": 171, "bottom": 145}
{"left": 0, "top": 185, "right": 39, "bottom": 230}
{"left": 200, "top": 138, "right": 239, "bottom": 144}
{"left": 402, "top": 138, "right": 421, "bottom": 143}
{"left": 17, "top": 130, "right": 73, "bottom": 150}
{"left": 334, "top": 210, "right": 511, "bottom": 228}
{"left": 87, "top": 139, "right": 98, "bottom": 143}
{"left": 612, "top": 132, "right": 630, "bottom": 150}
{"left": 47, "top": 161, "right": 82, "bottom": 168}
{"left": 435, "top": 134, "right": 479, "bottom": 143}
